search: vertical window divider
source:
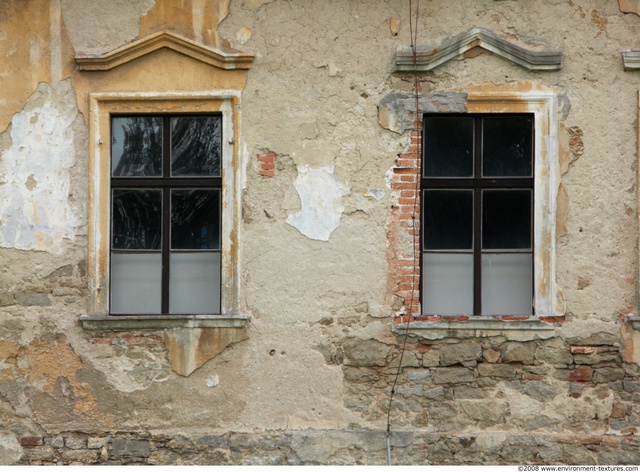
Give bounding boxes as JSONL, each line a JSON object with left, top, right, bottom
{"left": 473, "top": 117, "right": 483, "bottom": 316}
{"left": 161, "top": 116, "right": 171, "bottom": 314}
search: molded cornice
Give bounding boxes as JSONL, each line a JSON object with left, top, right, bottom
{"left": 395, "top": 28, "right": 562, "bottom": 72}
{"left": 622, "top": 51, "right": 640, "bottom": 70}
{"left": 75, "top": 31, "right": 254, "bottom": 71}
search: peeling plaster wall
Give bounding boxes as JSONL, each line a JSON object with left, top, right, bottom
{"left": 2, "top": 0, "right": 640, "bottom": 466}
{"left": 0, "top": 80, "right": 85, "bottom": 254}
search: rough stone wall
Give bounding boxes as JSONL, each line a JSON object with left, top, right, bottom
{"left": 1, "top": 0, "right": 640, "bottom": 465}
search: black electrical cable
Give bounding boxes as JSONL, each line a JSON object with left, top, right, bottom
{"left": 386, "top": 0, "right": 421, "bottom": 465}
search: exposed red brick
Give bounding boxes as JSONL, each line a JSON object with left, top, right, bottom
{"left": 256, "top": 151, "right": 277, "bottom": 177}
{"left": 539, "top": 316, "right": 565, "bottom": 323}
{"left": 20, "top": 436, "right": 43, "bottom": 447}
{"left": 568, "top": 366, "right": 592, "bottom": 382}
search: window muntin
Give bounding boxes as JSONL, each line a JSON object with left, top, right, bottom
{"left": 110, "top": 114, "right": 222, "bottom": 315}
{"left": 421, "top": 114, "right": 534, "bottom": 316}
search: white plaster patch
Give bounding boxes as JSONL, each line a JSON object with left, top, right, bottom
{"left": 206, "top": 374, "right": 220, "bottom": 387}
{"left": 286, "top": 165, "right": 348, "bottom": 241}
{"left": 364, "top": 188, "right": 385, "bottom": 201}
{"left": 0, "top": 80, "right": 84, "bottom": 254}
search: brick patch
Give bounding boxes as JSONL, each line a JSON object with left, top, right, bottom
{"left": 257, "top": 151, "right": 277, "bottom": 177}
{"left": 20, "top": 436, "right": 43, "bottom": 447}
{"left": 387, "top": 117, "right": 421, "bottom": 318}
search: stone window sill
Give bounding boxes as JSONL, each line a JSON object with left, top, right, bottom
{"left": 79, "top": 314, "right": 248, "bottom": 331}
{"left": 628, "top": 315, "right": 640, "bottom": 331}
{"left": 392, "top": 317, "right": 559, "bottom": 341}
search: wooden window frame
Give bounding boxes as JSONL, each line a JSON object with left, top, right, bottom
{"left": 85, "top": 93, "right": 242, "bottom": 323}
{"left": 421, "top": 113, "right": 535, "bottom": 316}
{"left": 109, "top": 114, "right": 223, "bottom": 315}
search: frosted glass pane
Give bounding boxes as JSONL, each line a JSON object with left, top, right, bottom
{"left": 111, "top": 253, "right": 161, "bottom": 314}
{"left": 422, "top": 253, "right": 473, "bottom": 315}
{"left": 482, "top": 253, "right": 532, "bottom": 315}
{"left": 170, "top": 252, "right": 220, "bottom": 314}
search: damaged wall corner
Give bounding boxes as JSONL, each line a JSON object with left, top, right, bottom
{"left": 164, "top": 327, "right": 248, "bottom": 376}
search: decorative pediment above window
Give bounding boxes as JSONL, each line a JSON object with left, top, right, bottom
{"left": 395, "top": 28, "right": 562, "bottom": 72}
{"left": 622, "top": 51, "right": 640, "bottom": 70}
{"left": 75, "top": 31, "right": 254, "bottom": 71}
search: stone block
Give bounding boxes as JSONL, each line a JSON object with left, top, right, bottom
{"left": 482, "top": 347, "right": 501, "bottom": 363}
{"left": 439, "top": 343, "right": 482, "bottom": 366}
{"left": 0, "top": 294, "right": 15, "bottom": 307}
{"left": 611, "top": 403, "right": 627, "bottom": 418}
{"left": 477, "top": 363, "right": 517, "bottom": 378}
{"left": 405, "top": 368, "right": 431, "bottom": 384}
{"left": 342, "top": 366, "right": 380, "bottom": 383}
{"left": 523, "top": 415, "right": 561, "bottom": 431}
{"left": 110, "top": 439, "right": 151, "bottom": 458}
{"left": 388, "top": 351, "right": 420, "bottom": 368}
{"left": 573, "top": 352, "right": 620, "bottom": 365}
{"left": 87, "top": 437, "right": 108, "bottom": 449}
{"left": 522, "top": 381, "right": 557, "bottom": 402}
{"left": 427, "top": 401, "right": 458, "bottom": 420}
{"left": 64, "top": 436, "right": 87, "bottom": 449}
{"left": 501, "top": 342, "right": 536, "bottom": 364}
{"left": 421, "top": 349, "right": 440, "bottom": 367}
{"left": 535, "top": 348, "right": 573, "bottom": 365}
{"left": 567, "top": 333, "right": 618, "bottom": 346}
{"left": 459, "top": 400, "right": 507, "bottom": 423}
{"left": 564, "top": 444, "right": 597, "bottom": 464}
{"left": 599, "top": 450, "right": 640, "bottom": 465}
{"left": 453, "top": 386, "right": 486, "bottom": 399}
{"left": 228, "top": 433, "right": 290, "bottom": 450}
{"left": 0, "top": 433, "right": 22, "bottom": 465}
{"left": 341, "top": 339, "right": 393, "bottom": 367}
{"left": 396, "top": 385, "right": 422, "bottom": 397}
{"left": 21, "top": 446, "right": 54, "bottom": 462}
{"left": 60, "top": 449, "right": 99, "bottom": 463}
{"left": 432, "top": 367, "right": 474, "bottom": 384}
{"left": 15, "top": 292, "right": 50, "bottom": 307}
{"left": 44, "top": 436, "right": 64, "bottom": 448}
{"left": 566, "top": 366, "right": 592, "bottom": 382}
{"left": 19, "top": 437, "right": 42, "bottom": 448}
{"left": 593, "top": 367, "right": 625, "bottom": 384}
{"left": 194, "top": 435, "right": 228, "bottom": 449}
{"left": 423, "top": 386, "right": 449, "bottom": 400}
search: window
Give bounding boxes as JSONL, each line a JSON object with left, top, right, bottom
{"left": 421, "top": 114, "right": 535, "bottom": 316}
{"left": 83, "top": 93, "right": 242, "bottom": 326}
{"left": 110, "top": 115, "right": 222, "bottom": 315}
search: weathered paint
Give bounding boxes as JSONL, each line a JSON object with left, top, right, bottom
{"left": 0, "top": 80, "right": 85, "bottom": 254}
{"left": 1, "top": 0, "right": 640, "bottom": 465}
{"left": 286, "top": 165, "right": 349, "bottom": 241}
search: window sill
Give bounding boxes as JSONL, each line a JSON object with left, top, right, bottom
{"left": 392, "top": 317, "right": 559, "bottom": 341}
{"left": 79, "top": 314, "right": 249, "bottom": 331}
{"left": 628, "top": 315, "right": 640, "bottom": 331}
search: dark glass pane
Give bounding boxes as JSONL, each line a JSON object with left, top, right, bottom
{"left": 171, "top": 189, "right": 220, "bottom": 250}
{"left": 482, "top": 189, "right": 532, "bottom": 249}
{"left": 112, "top": 117, "right": 162, "bottom": 177}
{"left": 423, "top": 117, "right": 474, "bottom": 178}
{"left": 423, "top": 190, "right": 473, "bottom": 250}
{"left": 171, "top": 116, "right": 222, "bottom": 176}
{"left": 112, "top": 189, "right": 162, "bottom": 250}
{"left": 482, "top": 116, "right": 533, "bottom": 177}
